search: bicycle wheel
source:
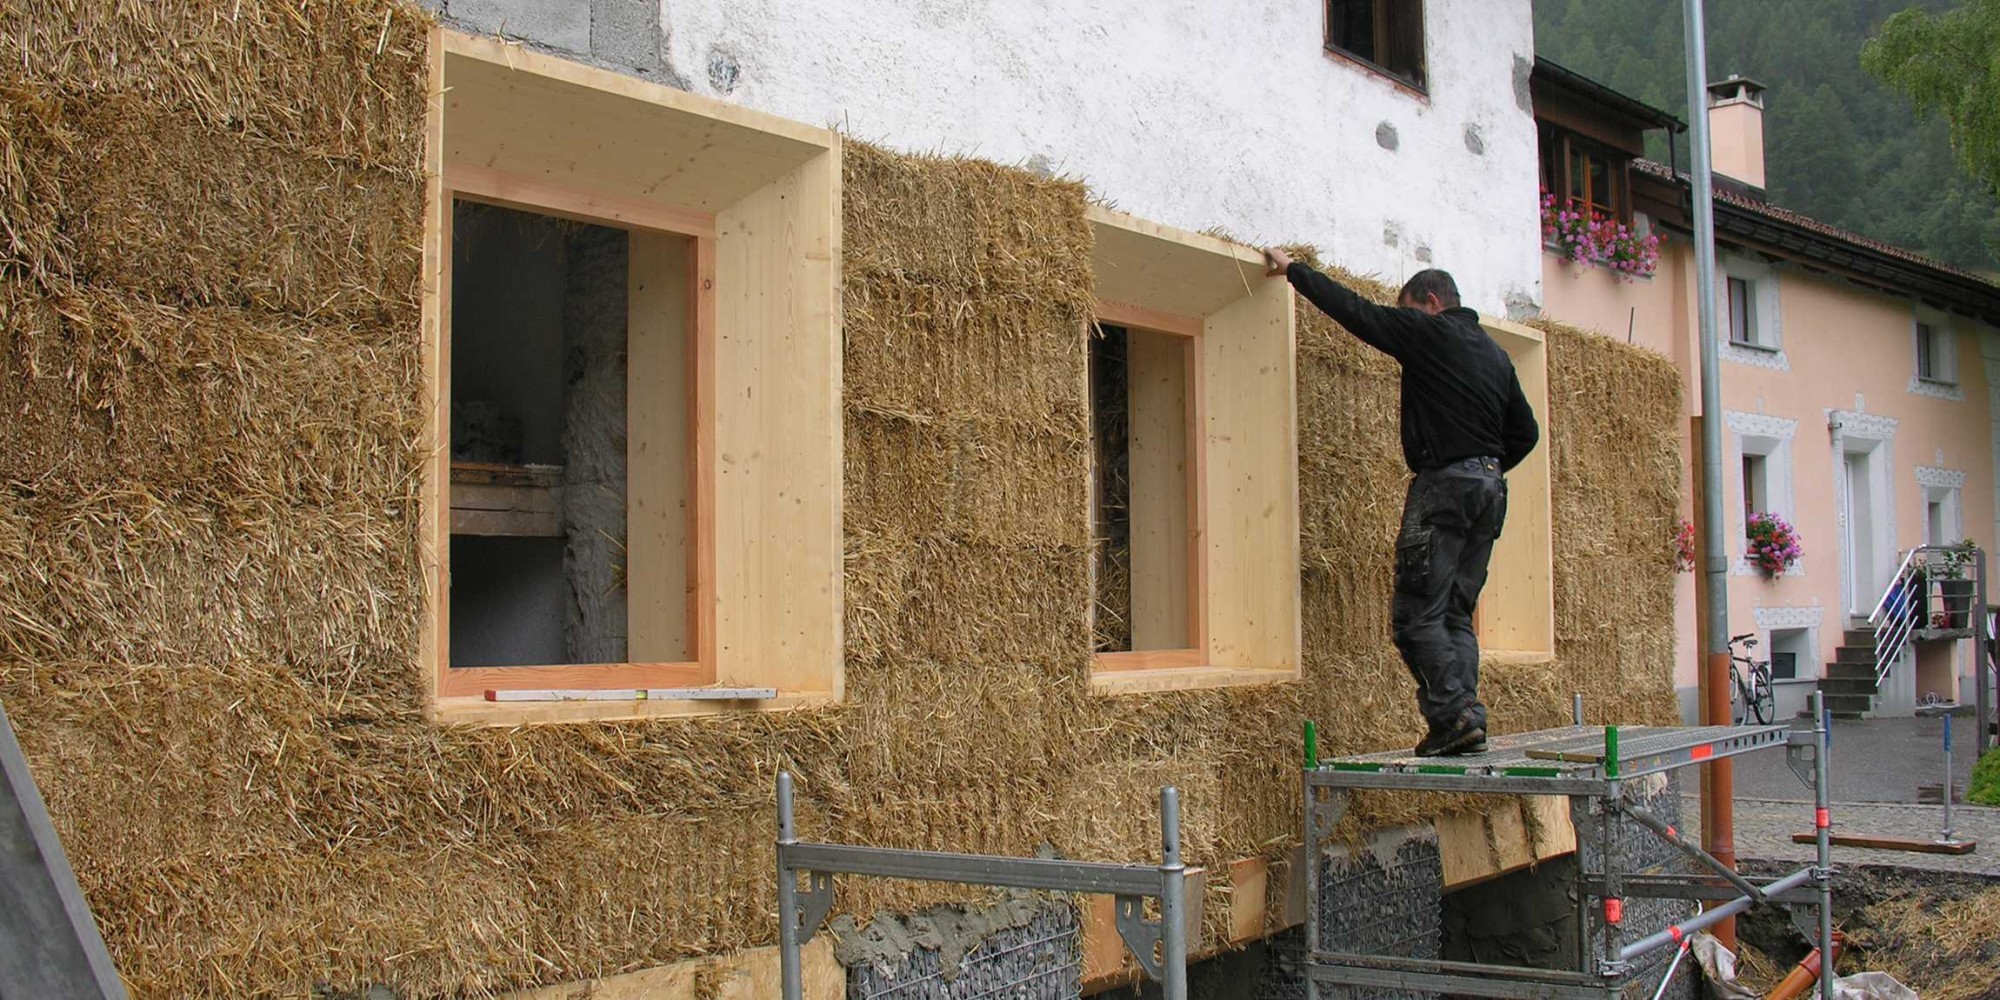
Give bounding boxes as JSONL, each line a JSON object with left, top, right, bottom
{"left": 1749, "top": 670, "right": 1775, "bottom": 725}
{"left": 1729, "top": 669, "right": 1746, "bottom": 725}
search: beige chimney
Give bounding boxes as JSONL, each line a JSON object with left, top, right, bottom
{"left": 1707, "top": 76, "right": 1768, "bottom": 189}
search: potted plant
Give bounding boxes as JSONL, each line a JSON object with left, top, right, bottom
{"left": 1745, "top": 512, "right": 1802, "bottom": 579}
{"left": 1933, "top": 539, "right": 1980, "bottom": 630}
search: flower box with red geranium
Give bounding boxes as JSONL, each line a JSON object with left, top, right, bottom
{"left": 1745, "top": 511, "right": 1802, "bottom": 579}
{"left": 1541, "top": 191, "right": 1660, "bottom": 280}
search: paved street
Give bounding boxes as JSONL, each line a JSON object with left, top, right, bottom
{"left": 1674, "top": 713, "right": 2000, "bottom": 875}
{"left": 1729, "top": 713, "right": 1980, "bottom": 803}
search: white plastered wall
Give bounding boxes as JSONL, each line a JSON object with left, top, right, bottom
{"left": 658, "top": 0, "right": 1543, "bottom": 317}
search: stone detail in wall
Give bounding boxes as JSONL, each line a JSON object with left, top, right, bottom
{"left": 1754, "top": 605, "right": 1823, "bottom": 630}
{"left": 1915, "top": 466, "right": 1967, "bottom": 491}
{"left": 1721, "top": 340, "right": 1790, "bottom": 371}
{"left": 1907, "top": 374, "right": 1965, "bottom": 402}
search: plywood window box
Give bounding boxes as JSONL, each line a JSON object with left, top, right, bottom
{"left": 1085, "top": 207, "right": 1302, "bottom": 694}
{"left": 449, "top": 462, "right": 564, "bottom": 538}
{"left": 420, "top": 30, "right": 843, "bottom": 724}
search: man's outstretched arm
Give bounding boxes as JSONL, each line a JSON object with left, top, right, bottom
{"left": 1264, "top": 247, "right": 1420, "bottom": 359}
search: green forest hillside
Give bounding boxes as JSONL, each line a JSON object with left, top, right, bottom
{"left": 1534, "top": 0, "right": 2000, "bottom": 274}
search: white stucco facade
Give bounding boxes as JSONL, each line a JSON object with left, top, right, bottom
{"left": 436, "top": 0, "right": 1543, "bottom": 316}
{"left": 661, "top": 0, "right": 1541, "bottom": 315}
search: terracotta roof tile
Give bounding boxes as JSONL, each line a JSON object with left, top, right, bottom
{"left": 1633, "top": 158, "right": 1999, "bottom": 289}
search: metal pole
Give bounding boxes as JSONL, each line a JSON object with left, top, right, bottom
{"left": 1159, "top": 786, "right": 1188, "bottom": 1000}
{"left": 1600, "top": 727, "right": 1623, "bottom": 977}
{"left": 1977, "top": 550, "right": 1991, "bottom": 755}
{"left": 1812, "top": 691, "right": 1835, "bottom": 1000}
{"left": 777, "top": 772, "right": 803, "bottom": 1000}
{"left": 1682, "top": 0, "right": 1738, "bottom": 948}
{"left": 1942, "top": 712, "right": 1955, "bottom": 844}
{"left": 1574, "top": 692, "right": 1585, "bottom": 726}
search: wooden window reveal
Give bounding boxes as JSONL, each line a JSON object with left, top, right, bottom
{"left": 440, "top": 197, "right": 712, "bottom": 697}
{"left": 1092, "top": 320, "right": 1207, "bottom": 670}
{"left": 1326, "top": 0, "right": 1427, "bottom": 91}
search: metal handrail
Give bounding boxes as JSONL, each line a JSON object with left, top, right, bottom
{"left": 1866, "top": 547, "right": 1924, "bottom": 625}
{"left": 1867, "top": 545, "right": 1984, "bottom": 689}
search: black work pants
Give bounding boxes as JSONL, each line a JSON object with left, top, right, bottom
{"left": 1391, "top": 457, "right": 1507, "bottom": 731}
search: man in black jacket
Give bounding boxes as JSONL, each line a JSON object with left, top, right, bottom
{"left": 1265, "top": 248, "right": 1539, "bottom": 756}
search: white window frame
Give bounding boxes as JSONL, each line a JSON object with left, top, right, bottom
{"left": 1908, "top": 306, "right": 1964, "bottom": 401}
{"left": 1728, "top": 411, "right": 1798, "bottom": 577}
{"left": 1916, "top": 466, "right": 1966, "bottom": 546}
{"left": 1719, "top": 255, "right": 1786, "bottom": 370}
{"left": 1753, "top": 605, "right": 1823, "bottom": 694}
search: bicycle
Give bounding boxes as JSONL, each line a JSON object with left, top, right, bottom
{"left": 1727, "top": 632, "right": 1776, "bottom": 725}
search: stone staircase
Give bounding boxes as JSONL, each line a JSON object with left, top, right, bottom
{"left": 1817, "top": 626, "right": 1878, "bottom": 719}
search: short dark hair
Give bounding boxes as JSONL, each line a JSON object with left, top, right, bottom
{"left": 1398, "top": 269, "right": 1461, "bottom": 309}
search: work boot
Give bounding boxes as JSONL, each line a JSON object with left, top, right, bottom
{"left": 1414, "top": 711, "right": 1487, "bottom": 757}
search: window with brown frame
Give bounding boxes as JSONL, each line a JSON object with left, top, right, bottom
{"left": 1538, "top": 125, "right": 1627, "bottom": 222}
{"left": 1091, "top": 321, "right": 1202, "bottom": 661}
{"left": 426, "top": 31, "right": 843, "bottom": 722}
{"left": 1325, "top": 0, "right": 1426, "bottom": 90}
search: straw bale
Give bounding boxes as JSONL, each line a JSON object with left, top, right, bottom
{"left": 0, "top": 1, "right": 431, "bottom": 169}
{"left": 0, "top": 3, "right": 1689, "bottom": 991}
{"left": 63, "top": 95, "right": 423, "bottom": 318}
{"left": 0, "top": 80, "right": 81, "bottom": 286}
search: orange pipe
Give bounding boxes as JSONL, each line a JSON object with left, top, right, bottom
{"left": 1764, "top": 933, "right": 1846, "bottom": 1000}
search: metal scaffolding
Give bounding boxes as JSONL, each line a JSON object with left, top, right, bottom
{"left": 1303, "top": 694, "right": 1839, "bottom": 1000}
{"left": 774, "top": 772, "right": 1198, "bottom": 1000}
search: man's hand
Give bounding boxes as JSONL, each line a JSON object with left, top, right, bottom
{"left": 1263, "top": 246, "right": 1293, "bottom": 277}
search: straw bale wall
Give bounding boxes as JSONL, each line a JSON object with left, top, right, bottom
{"left": 0, "top": 4, "right": 1681, "bottom": 996}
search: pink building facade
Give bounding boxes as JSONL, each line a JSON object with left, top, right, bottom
{"left": 1535, "top": 64, "right": 2000, "bottom": 721}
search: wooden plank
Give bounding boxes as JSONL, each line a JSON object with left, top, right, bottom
{"left": 435, "top": 691, "right": 833, "bottom": 726}
{"left": 482, "top": 687, "right": 775, "bottom": 702}
{"left": 1089, "top": 666, "right": 1294, "bottom": 696}
{"left": 499, "top": 938, "right": 842, "bottom": 999}
{"left": 451, "top": 483, "right": 558, "bottom": 513}
{"left": 1228, "top": 856, "right": 1270, "bottom": 943}
{"left": 1440, "top": 798, "right": 1578, "bottom": 889}
{"left": 1476, "top": 320, "right": 1554, "bottom": 657}
{"left": 628, "top": 231, "right": 695, "bottom": 663}
{"left": 421, "top": 27, "right": 453, "bottom": 714}
{"left": 710, "top": 149, "right": 843, "bottom": 697}
{"left": 1789, "top": 832, "right": 1977, "bottom": 855}
{"left": 449, "top": 161, "right": 718, "bottom": 239}
{"left": 1201, "top": 267, "right": 1301, "bottom": 673}
{"left": 449, "top": 507, "right": 561, "bottom": 538}
{"left": 439, "top": 660, "right": 703, "bottom": 698}
{"left": 1096, "top": 298, "right": 1203, "bottom": 339}
{"left": 690, "top": 236, "right": 718, "bottom": 679}
{"left": 441, "top": 42, "right": 825, "bottom": 217}
{"left": 1088, "top": 208, "right": 1266, "bottom": 319}
{"left": 1093, "top": 648, "right": 1205, "bottom": 672}
{"left": 1127, "top": 328, "right": 1194, "bottom": 651}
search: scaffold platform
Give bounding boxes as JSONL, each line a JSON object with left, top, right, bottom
{"left": 1303, "top": 707, "right": 1839, "bottom": 1000}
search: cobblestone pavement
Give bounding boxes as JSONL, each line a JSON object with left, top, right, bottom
{"left": 1682, "top": 795, "right": 2000, "bottom": 876}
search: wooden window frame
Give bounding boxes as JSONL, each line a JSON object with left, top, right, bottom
{"left": 1539, "top": 126, "right": 1630, "bottom": 224}
{"left": 1085, "top": 208, "right": 1301, "bottom": 695}
{"left": 420, "top": 30, "right": 843, "bottom": 723}
{"left": 1091, "top": 305, "right": 1210, "bottom": 673}
{"left": 1323, "top": 0, "right": 1429, "bottom": 96}
{"left": 434, "top": 183, "right": 718, "bottom": 700}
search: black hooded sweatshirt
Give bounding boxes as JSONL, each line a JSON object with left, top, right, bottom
{"left": 1286, "top": 261, "right": 1539, "bottom": 474}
